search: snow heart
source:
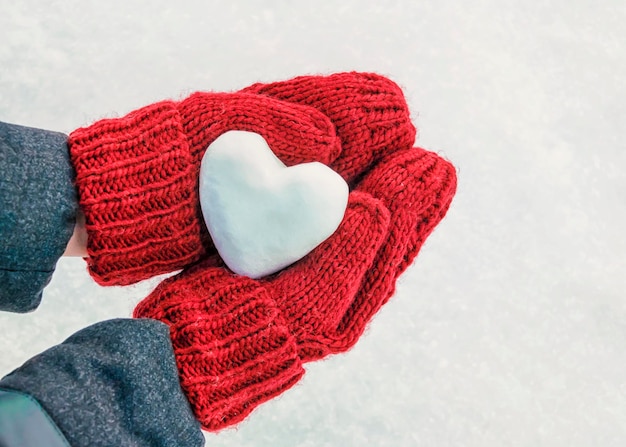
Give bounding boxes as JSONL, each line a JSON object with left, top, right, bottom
{"left": 199, "top": 131, "right": 349, "bottom": 279}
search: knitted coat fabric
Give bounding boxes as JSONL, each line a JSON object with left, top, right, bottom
{"left": 134, "top": 146, "right": 457, "bottom": 431}
{"left": 68, "top": 72, "right": 415, "bottom": 285}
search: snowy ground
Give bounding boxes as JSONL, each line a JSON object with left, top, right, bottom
{"left": 1, "top": 1, "right": 625, "bottom": 446}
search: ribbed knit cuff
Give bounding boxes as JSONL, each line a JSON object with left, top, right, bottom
{"left": 134, "top": 261, "right": 305, "bottom": 431}
{"left": 68, "top": 101, "right": 207, "bottom": 285}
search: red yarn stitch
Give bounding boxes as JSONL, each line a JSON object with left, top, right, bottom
{"left": 70, "top": 71, "right": 453, "bottom": 431}
{"left": 68, "top": 72, "right": 416, "bottom": 286}
{"left": 269, "top": 147, "right": 457, "bottom": 360}
{"left": 242, "top": 71, "right": 417, "bottom": 182}
{"left": 68, "top": 94, "right": 340, "bottom": 285}
{"left": 134, "top": 147, "right": 457, "bottom": 431}
{"left": 134, "top": 261, "right": 304, "bottom": 431}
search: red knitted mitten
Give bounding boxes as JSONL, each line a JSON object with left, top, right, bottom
{"left": 133, "top": 257, "right": 305, "bottom": 431}
{"left": 271, "top": 147, "right": 457, "bottom": 361}
{"left": 133, "top": 193, "right": 385, "bottom": 430}
{"left": 68, "top": 72, "right": 415, "bottom": 286}
{"left": 134, "top": 147, "right": 457, "bottom": 430}
{"left": 242, "top": 71, "right": 416, "bottom": 182}
{"left": 68, "top": 93, "right": 340, "bottom": 285}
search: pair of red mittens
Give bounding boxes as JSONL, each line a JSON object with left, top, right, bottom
{"left": 68, "top": 72, "right": 457, "bottom": 431}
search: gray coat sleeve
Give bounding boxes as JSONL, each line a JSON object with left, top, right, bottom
{"left": 0, "top": 318, "right": 205, "bottom": 447}
{"left": 0, "top": 121, "right": 78, "bottom": 313}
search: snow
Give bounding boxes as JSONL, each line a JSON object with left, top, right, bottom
{"left": 199, "top": 130, "right": 348, "bottom": 279}
{"left": 1, "top": 1, "right": 625, "bottom": 446}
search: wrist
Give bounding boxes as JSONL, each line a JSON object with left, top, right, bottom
{"left": 62, "top": 209, "right": 88, "bottom": 257}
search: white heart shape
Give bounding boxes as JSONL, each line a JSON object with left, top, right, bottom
{"left": 199, "top": 131, "right": 349, "bottom": 279}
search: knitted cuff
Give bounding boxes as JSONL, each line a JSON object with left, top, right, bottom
{"left": 68, "top": 101, "right": 205, "bottom": 285}
{"left": 134, "top": 262, "right": 304, "bottom": 431}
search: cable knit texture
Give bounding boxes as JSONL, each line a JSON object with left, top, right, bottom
{"left": 68, "top": 72, "right": 415, "bottom": 286}
{"left": 134, "top": 147, "right": 457, "bottom": 431}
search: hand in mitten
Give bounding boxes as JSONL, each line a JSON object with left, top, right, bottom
{"left": 68, "top": 92, "right": 340, "bottom": 285}
{"left": 241, "top": 71, "right": 417, "bottom": 183}
{"left": 134, "top": 144, "right": 457, "bottom": 431}
{"left": 68, "top": 72, "right": 414, "bottom": 286}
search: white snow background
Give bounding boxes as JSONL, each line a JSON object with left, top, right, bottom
{"left": 1, "top": 1, "right": 625, "bottom": 446}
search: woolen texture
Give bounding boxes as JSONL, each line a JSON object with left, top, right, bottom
{"left": 67, "top": 72, "right": 416, "bottom": 286}
{"left": 68, "top": 93, "right": 340, "bottom": 285}
{"left": 135, "top": 147, "right": 457, "bottom": 430}
{"left": 134, "top": 259, "right": 306, "bottom": 431}
{"left": 242, "top": 71, "right": 417, "bottom": 182}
